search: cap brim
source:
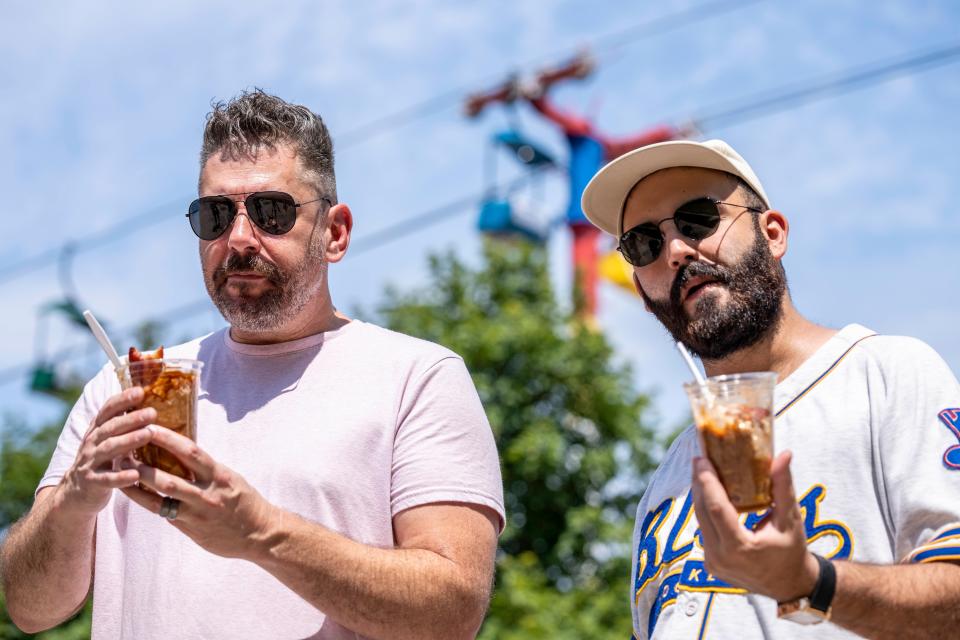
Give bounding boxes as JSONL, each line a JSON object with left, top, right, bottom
{"left": 581, "top": 140, "right": 766, "bottom": 237}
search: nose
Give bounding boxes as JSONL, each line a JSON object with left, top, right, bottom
{"left": 225, "top": 207, "right": 262, "bottom": 256}
{"left": 660, "top": 224, "right": 698, "bottom": 270}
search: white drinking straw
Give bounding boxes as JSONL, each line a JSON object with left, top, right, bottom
{"left": 82, "top": 309, "right": 123, "bottom": 370}
{"left": 675, "top": 340, "right": 716, "bottom": 412}
{"left": 675, "top": 340, "right": 706, "bottom": 386}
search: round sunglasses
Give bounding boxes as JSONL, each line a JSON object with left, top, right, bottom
{"left": 617, "top": 197, "right": 763, "bottom": 267}
{"left": 186, "top": 191, "right": 330, "bottom": 241}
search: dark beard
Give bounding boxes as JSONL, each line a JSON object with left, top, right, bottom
{"left": 644, "top": 227, "right": 787, "bottom": 360}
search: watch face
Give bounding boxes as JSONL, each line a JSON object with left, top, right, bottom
{"left": 777, "top": 598, "right": 831, "bottom": 625}
{"left": 778, "top": 555, "right": 837, "bottom": 625}
{"left": 779, "top": 608, "right": 829, "bottom": 625}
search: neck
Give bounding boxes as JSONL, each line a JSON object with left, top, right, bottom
{"left": 700, "top": 298, "right": 837, "bottom": 382}
{"left": 229, "top": 285, "right": 351, "bottom": 345}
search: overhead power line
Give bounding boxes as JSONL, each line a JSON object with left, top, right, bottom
{"left": 0, "top": 0, "right": 757, "bottom": 290}
{"left": 0, "top": 199, "right": 183, "bottom": 288}
{"left": 336, "top": 0, "right": 762, "bottom": 146}
{"left": 695, "top": 42, "right": 960, "bottom": 130}
{"left": 0, "top": 169, "right": 547, "bottom": 389}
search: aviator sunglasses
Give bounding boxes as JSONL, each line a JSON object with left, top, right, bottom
{"left": 187, "top": 191, "right": 329, "bottom": 240}
{"left": 617, "top": 197, "right": 763, "bottom": 267}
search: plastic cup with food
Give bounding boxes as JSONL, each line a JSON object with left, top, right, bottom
{"left": 115, "top": 347, "right": 202, "bottom": 480}
{"left": 684, "top": 372, "right": 777, "bottom": 512}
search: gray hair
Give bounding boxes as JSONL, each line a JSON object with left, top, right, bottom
{"left": 200, "top": 89, "right": 337, "bottom": 201}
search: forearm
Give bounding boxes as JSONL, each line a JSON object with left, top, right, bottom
{"left": 252, "top": 508, "right": 487, "bottom": 640}
{"left": 828, "top": 560, "right": 960, "bottom": 638}
{"left": 0, "top": 487, "right": 96, "bottom": 632}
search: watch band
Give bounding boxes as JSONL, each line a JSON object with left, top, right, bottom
{"left": 809, "top": 554, "right": 837, "bottom": 613}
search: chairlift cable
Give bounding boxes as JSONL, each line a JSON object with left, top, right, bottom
{"left": 336, "top": 0, "right": 762, "bottom": 145}
{"left": 695, "top": 42, "right": 960, "bottom": 130}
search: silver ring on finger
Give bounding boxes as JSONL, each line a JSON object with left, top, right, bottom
{"left": 159, "top": 496, "right": 181, "bottom": 521}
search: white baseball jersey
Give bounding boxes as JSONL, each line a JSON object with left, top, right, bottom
{"left": 631, "top": 324, "right": 960, "bottom": 639}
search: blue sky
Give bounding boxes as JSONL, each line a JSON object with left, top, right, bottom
{"left": 1, "top": 0, "right": 958, "bottom": 435}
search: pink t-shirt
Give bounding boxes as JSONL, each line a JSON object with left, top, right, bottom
{"left": 39, "top": 320, "right": 505, "bottom": 639}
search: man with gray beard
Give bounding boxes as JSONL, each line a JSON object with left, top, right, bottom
{"left": 581, "top": 139, "right": 960, "bottom": 639}
{"left": 1, "top": 90, "right": 505, "bottom": 640}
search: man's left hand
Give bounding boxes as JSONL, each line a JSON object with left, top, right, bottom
{"left": 691, "top": 450, "right": 820, "bottom": 603}
{"left": 121, "top": 428, "right": 277, "bottom": 560}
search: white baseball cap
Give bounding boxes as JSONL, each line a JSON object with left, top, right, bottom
{"left": 580, "top": 139, "right": 771, "bottom": 237}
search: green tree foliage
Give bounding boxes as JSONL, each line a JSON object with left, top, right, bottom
{"left": 0, "top": 419, "right": 61, "bottom": 531}
{"left": 379, "top": 241, "right": 659, "bottom": 637}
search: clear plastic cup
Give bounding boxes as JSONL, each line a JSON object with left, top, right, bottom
{"left": 115, "top": 358, "right": 203, "bottom": 480}
{"left": 684, "top": 372, "right": 777, "bottom": 512}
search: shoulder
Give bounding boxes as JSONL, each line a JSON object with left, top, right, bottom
{"left": 81, "top": 360, "right": 124, "bottom": 401}
{"left": 848, "top": 328, "right": 956, "bottom": 382}
{"left": 840, "top": 326, "right": 960, "bottom": 407}
{"left": 857, "top": 333, "right": 950, "bottom": 368}
{"left": 346, "top": 320, "right": 463, "bottom": 367}
{"left": 641, "top": 426, "right": 699, "bottom": 505}
{"left": 660, "top": 425, "right": 699, "bottom": 465}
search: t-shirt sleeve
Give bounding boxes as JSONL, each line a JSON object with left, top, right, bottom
{"left": 872, "top": 339, "right": 960, "bottom": 563}
{"left": 37, "top": 365, "right": 118, "bottom": 494}
{"left": 390, "top": 356, "right": 505, "bottom": 532}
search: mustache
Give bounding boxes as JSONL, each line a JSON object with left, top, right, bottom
{"left": 214, "top": 252, "right": 286, "bottom": 285}
{"left": 669, "top": 261, "right": 730, "bottom": 308}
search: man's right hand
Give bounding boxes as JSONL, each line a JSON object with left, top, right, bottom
{"left": 54, "top": 387, "right": 156, "bottom": 518}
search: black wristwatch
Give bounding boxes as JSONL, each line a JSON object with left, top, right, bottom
{"left": 777, "top": 554, "right": 836, "bottom": 624}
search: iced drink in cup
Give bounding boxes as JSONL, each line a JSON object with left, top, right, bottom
{"left": 116, "top": 355, "right": 202, "bottom": 480}
{"left": 684, "top": 372, "right": 777, "bottom": 512}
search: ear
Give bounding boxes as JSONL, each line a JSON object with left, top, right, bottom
{"left": 759, "top": 209, "right": 788, "bottom": 260}
{"left": 632, "top": 272, "right": 653, "bottom": 313}
{"left": 325, "top": 203, "right": 353, "bottom": 263}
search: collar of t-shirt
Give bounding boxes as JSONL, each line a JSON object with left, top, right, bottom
{"left": 222, "top": 319, "right": 360, "bottom": 357}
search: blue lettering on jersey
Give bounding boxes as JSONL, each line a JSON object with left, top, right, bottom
{"left": 743, "top": 484, "right": 854, "bottom": 559}
{"left": 636, "top": 483, "right": 853, "bottom": 637}
{"left": 938, "top": 408, "right": 960, "bottom": 469}
{"left": 634, "top": 498, "right": 675, "bottom": 598}
{"left": 679, "top": 560, "right": 745, "bottom": 594}
{"left": 647, "top": 571, "right": 682, "bottom": 639}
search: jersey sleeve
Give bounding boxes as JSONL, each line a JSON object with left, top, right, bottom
{"left": 871, "top": 338, "right": 960, "bottom": 563}
{"left": 37, "top": 364, "right": 119, "bottom": 494}
{"left": 390, "top": 356, "right": 505, "bottom": 531}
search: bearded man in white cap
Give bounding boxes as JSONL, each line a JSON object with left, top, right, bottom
{"left": 582, "top": 139, "right": 960, "bottom": 639}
